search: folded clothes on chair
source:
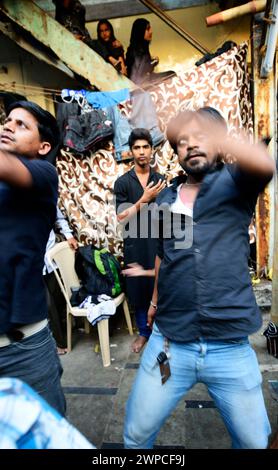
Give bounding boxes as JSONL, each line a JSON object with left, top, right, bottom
{"left": 79, "top": 294, "right": 116, "bottom": 326}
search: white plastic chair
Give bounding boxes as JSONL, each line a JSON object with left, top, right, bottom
{"left": 46, "top": 241, "right": 133, "bottom": 367}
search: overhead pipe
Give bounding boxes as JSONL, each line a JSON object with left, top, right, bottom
{"left": 138, "top": 0, "right": 210, "bottom": 55}
{"left": 206, "top": 0, "right": 267, "bottom": 27}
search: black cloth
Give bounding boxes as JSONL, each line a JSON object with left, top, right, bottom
{"left": 54, "top": 0, "right": 109, "bottom": 60}
{"left": 0, "top": 157, "right": 58, "bottom": 333}
{"left": 114, "top": 167, "right": 164, "bottom": 308}
{"left": 56, "top": 102, "right": 114, "bottom": 153}
{"left": 98, "top": 39, "right": 125, "bottom": 62}
{"left": 154, "top": 163, "right": 272, "bottom": 342}
{"left": 54, "top": 0, "right": 89, "bottom": 40}
{"left": 126, "top": 47, "right": 154, "bottom": 84}
{"left": 126, "top": 47, "right": 175, "bottom": 86}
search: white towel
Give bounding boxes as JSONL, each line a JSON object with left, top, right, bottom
{"left": 79, "top": 295, "right": 116, "bottom": 326}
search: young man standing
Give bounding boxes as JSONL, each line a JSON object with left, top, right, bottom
{"left": 114, "top": 128, "right": 165, "bottom": 353}
{"left": 124, "top": 108, "right": 275, "bottom": 448}
{"left": 0, "top": 101, "right": 65, "bottom": 415}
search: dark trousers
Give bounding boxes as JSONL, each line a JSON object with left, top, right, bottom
{"left": 135, "top": 307, "right": 151, "bottom": 339}
{"left": 44, "top": 272, "right": 67, "bottom": 349}
{"left": 0, "top": 326, "right": 66, "bottom": 416}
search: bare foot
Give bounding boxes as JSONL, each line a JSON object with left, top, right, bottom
{"left": 131, "top": 336, "right": 148, "bottom": 353}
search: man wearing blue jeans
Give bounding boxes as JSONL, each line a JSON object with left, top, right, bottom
{"left": 124, "top": 107, "right": 274, "bottom": 448}
{"left": 0, "top": 101, "right": 65, "bottom": 415}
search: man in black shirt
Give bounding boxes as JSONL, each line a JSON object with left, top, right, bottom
{"left": 114, "top": 128, "right": 165, "bottom": 353}
{"left": 0, "top": 101, "right": 65, "bottom": 415}
{"left": 124, "top": 107, "right": 275, "bottom": 448}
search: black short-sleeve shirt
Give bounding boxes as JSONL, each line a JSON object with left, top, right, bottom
{"left": 0, "top": 157, "right": 58, "bottom": 333}
{"left": 114, "top": 167, "right": 164, "bottom": 308}
{"left": 154, "top": 164, "right": 272, "bottom": 342}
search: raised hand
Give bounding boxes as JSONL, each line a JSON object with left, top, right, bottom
{"left": 141, "top": 179, "right": 166, "bottom": 203}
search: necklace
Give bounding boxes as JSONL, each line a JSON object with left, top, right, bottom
{"left": 184, "top": 182, "right": 201, "bottom": 186}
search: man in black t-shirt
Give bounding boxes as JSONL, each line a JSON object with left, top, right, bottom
{"left": 0, "top": 101, "right": 65, "bottom": 415}
{"left": 114, "top": 128, "right": 165, "bottom": 354}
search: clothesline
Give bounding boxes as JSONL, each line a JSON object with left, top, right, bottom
{"left": 0, "top": 39, "right": 254, "bottom": 105}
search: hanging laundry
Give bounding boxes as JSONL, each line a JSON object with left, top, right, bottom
{"left": 61, "top": 88, "right": 130, "bottom": 109}
{"left": 56, "top": 102, "right": 114, "bottom": 153}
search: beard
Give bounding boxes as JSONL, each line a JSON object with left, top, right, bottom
{"left": 180, "top": 158, "right": 213, "bottom": 176}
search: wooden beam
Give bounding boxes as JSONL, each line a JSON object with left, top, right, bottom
{"left": 0, "top": 0, "right": 133, "bottom": 91}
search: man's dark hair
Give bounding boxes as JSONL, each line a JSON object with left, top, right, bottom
{"left": 167, "top": 106, "right": 227, "bottom": 153}
{"left": 128, "top": 128, "right": 153, "bottom": 149}
{"left": 7, "top": 101, "right": 60, "bottom": 151}
{"left": 197, "top": 106, "right": 227, "bottom": 128}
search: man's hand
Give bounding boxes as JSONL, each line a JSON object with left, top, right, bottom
{"left": 67, "top": 237, "right": 79, "bottom": 250}
{"left": 140, "top": 179, "right": 166, "bottom": 204}
{"left": 147, "top": 303, "right": 157, "bottom": 330}
{"left": 122, "top": 263, "right": 145, "bottom": 277}
{"left": 117, "top": 180, "right": 166, "bottom": 224}
{"left": 122, "top": 262, "right": 155, "bottom": 277}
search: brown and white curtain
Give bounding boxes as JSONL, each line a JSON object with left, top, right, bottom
{"left": 57, "top": 43, "right": 253, "bottom": 257}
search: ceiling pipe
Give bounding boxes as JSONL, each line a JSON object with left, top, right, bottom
{"left": 206, "top": 0, "right": 267, "bottom": 26}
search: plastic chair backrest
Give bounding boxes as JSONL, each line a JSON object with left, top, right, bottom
{"left": 47, "top": 242, "right": 80, "bottom": 301}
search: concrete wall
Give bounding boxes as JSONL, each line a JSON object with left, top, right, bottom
{"left": 88, "top": 4, "right": 251, "bottom": 73}
{"left": 0, "top": 34, "right": 78, "bottom": 115}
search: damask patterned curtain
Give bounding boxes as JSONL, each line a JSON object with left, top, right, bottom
{"left": 57, "top": 43, "right": 253, "bottom": 257}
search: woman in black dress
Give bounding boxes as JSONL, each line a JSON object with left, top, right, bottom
{"left": 126, "top": 18, "right": 174, "bottom": 86}
{"left": 97, "top": 19, "right": 127, "bottom": 75}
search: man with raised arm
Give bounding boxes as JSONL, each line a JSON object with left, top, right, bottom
{"left": 124, "top": 107, "right": 274, "bottom": 449}
{"left": 0, "top": 101, "right": 65, "bottom": 415}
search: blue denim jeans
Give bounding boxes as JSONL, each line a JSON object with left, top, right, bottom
{"left": 105, "top": 106, "right": 131, "bottom": 161}
{"left": 0, "top": 325, "right": 66, "bottom": 416}
{"left": 124, "top": 323, "right": 271, "bottom": 449}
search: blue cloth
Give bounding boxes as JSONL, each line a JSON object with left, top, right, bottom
{"left": 153, "top": 164, "right": 272, "bottom": 342}
{"left": 0, "top": 157, "right": 58, "bottom": 333}
{"left": 124, "top": 322, "right": 271, "bottom": 449}
{"left": 0, "top": 377, "right": 94, "bottom": 449}
{"left": 85, "top": 89, "right": 129, "bottom": 109}
{"left": 0, "top": 326, "right": 66, "bottom": 416}
{"left": 61, "top": 88, "right": 130, "bottom": 109}
{"left": 129, "top": 90, "right": 164, "bottom": 147}
{"left": 106, "top": 103, "right": 164, "bottom": 161}
{"left": 105, "top": 106, "right": 131, "bottom": 161}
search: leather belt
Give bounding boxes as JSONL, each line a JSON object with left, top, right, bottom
{"left": 0, "top": 319, "right": 48, "bottom": 348}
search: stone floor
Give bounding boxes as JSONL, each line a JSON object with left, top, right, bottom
{"left": 60, "top": 305, "right": 278, "bottom": 449}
